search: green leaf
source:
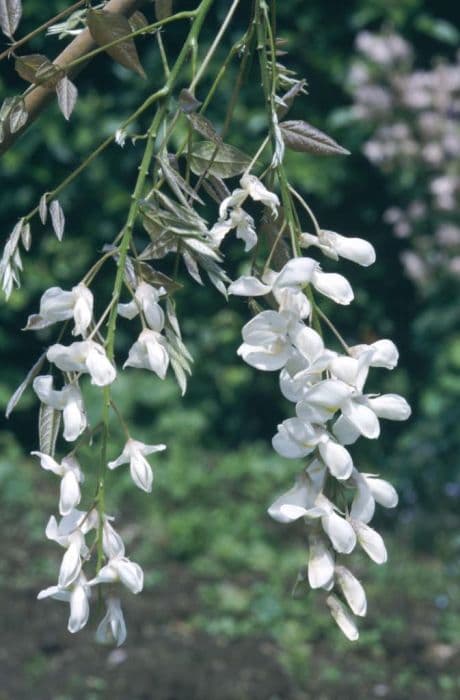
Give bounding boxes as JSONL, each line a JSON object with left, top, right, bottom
{"left": 0, "top": 0, "right": 22, "bottom": 38}
{"left": 15, "top": 54, "right": 61, "bottom": 86}
{"left": 49, "top": 199, "right": 65, "bottom": 241}
{"left": 128, "top": 10, "right": 148, "bottom": 33}
{"left": 38, "top": 403, "right": 60, "bottom": 457}
{"left": 56, "top": 77, "right": 78, "bottom": 120}
{"left": 87, "top": 9, "right": 146, "bottom": 78}
{"left": 5, "top": 353, "right": 46, "bottom": 419}
{"left": 189, "top": 141, "right": 251, "bottom": 179}
{"left": 280, "top": 120, "right": 350, "bottom": 157}
{"left": 179, "top": 88, "right": 202, "bottom": 114}
{"left": 155, "top": 0, "right": 173, "bottom": 21}
{"left": 187, "top": 113, "right": 222, "bottom": 145}
{"left": 8, "top": 98, "right": 27, "bottom": 133}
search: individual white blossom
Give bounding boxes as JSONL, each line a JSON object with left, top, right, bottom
{"left": 108, "top": 438, "right": 166, "bottom": 493}
{"left": 89, "top": 555, "right": 144, "bottom": 594}
{"left": 47, "top": 340, "right": 116, "bottom": 387}
{"left": 118, "top": 282, "right": 166, "bottom": 332}
{"left": 31, "top": 451, "right": 84, "bottom": 516}
{"left": 123, "top": 329, "right": 169, "bottom": 379}
{"left": 25, "top": 284, "right": 93, "bottom": 336}
{"left": 33, "top": 375, "right": 87, "bottom": 442}
{"left": 38, "top": 574, "right": 91, "bottom": 634}
{"left": 96, "top": 598, "right": 127, "bottom": 646}
{"left": 300, "top": 230, "right": 376, "bottom": 267}
{"left": 210, "top": 207, "right": 257, "bottom": 251}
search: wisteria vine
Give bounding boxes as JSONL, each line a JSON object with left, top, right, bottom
{"left": 1, "top": 0, "right": 410, "bottom": 644}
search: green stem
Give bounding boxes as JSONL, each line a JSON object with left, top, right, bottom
{"left": 95, "top": 0, "right": 217, "bottom": 571}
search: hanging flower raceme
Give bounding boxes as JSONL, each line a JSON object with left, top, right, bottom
{"left": 232, "top": 218, "right": 411, "bottom": 639}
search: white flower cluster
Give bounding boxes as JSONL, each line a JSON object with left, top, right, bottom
{"left": 228, "top": 196, "right": 411, "bottom": 639}
{"left": 24, "top": 280, "right": 168, "bottom": 644}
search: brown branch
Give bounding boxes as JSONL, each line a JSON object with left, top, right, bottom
{"left": 0, "top": 0, "right": 146, "bottom": 157}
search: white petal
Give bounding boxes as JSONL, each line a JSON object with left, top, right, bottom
{"left": 268, "top": 479, "right": 312, "bottom": 523}
{"left": 107, "top": 450, "right": 129, "bottom": 470}
{"left": 350, "top": 339, "right": 399, "bottom": 369}
{"left": 364, "top": 476, "right": 398, "bottom": 509}
{"left": 118, "top": 299, "right": 140, "bottom": 320}
{"left": 59, "top": 471, "right": 81, "bottom": 516}
{"left": 322, "top": 512, "right": 356, "bottom": 554}
{"left": 102, "top": 520, "right": 125, "bottom": 559}
{"left": 368, "top": 394, "right": 411, "bottom": 421}
{"left": 58, "top": 541, "right": 82, "bottom": 588}
{"left": 39, "top": 287, "right": 75, "bottom": 323}
{"left": 85, "top": 345, "right": 116, "bottom": 386}
{"left": 291, "top": 325, "right": 324, "bottom": 363}
{"left": 238, "top": 342, "right": 291, "bottom": 371}
{"left": 312, "top": 270, "right": 354, "bottom": 305}
{"left": 228, "top": 276, "right": 272, "bottom": 297}
{"left": 342, "top": 399, "right": 380, "bottom": 439}
{"left": 308, "top": 535, "right": 334, "bottom": 589}
{"left": 242, "top": 310, "right": 289, "bottom": 345}
{"left": 62, "top": 394, "right": 86, "bottom": 442}
{"left": 130, "top": 453, "right": 153, "bottom": 493}
{"left": 319, "top": 439, "right": 353, "bottom": 480}
{"left": 301, "top": 379, "right": 351, "bottom": 410}
{"left": 350, "top": 475, "right": 375, "bottom": 523}
{"left": 33, "top": 375, "right": 65, "bottom": 409}
{"left": 143, "top": 303, "right": 165, "bottom": 332}
{"left": 114, "top": 558, "right": 144, "bottom": 594}
{"left": 327, "top": 595, "right": 359, "bottom": 641}
{"left": 72, "top": 285, "right": 93, "bottom": 336}
{"left": 353, "top": 521, "right": 387, "bottom": 564}
{"left": 31, "top": 451, "right": 64, "bottom": 477}
{"left": 332, "top": 415, "right": 361, "bottom": 445}
{"left": 274, "top": 258, "right": 316, "bottom": 288}
{"left": 68, "top": 584, "right": 90, "bottom": 633}
{"left": 335, "top": 566, "right": 367, "bottom": 616}
{"left": 96, "top": 597, "right": 126, "bottom": 646}
{"left": 322, "top": 231, "right": 376, "bottom": 267}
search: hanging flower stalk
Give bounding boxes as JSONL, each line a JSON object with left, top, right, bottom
{"left": 2, "top": 0, "right": 410, "bottom": 644}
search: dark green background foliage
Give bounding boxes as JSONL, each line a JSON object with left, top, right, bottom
{"left": 1, "top": 1, "right": 459, "bottom": 698}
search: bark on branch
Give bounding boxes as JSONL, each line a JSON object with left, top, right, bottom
{"left": 0, "top": 0, "right": 145, "bottom": 157}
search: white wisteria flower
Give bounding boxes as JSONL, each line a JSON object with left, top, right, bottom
{"left": 300, "top": 230, "right": 376, "bottom": 267}
{"left": 219, "top": 174, "right": 280, "bottom": 227}
{"left": 25, "top": 283, "right": 93, "bottom": 336}
{"left": 89, "top": 555, "right": 144, "bottom": 594}
{"left": 350, "top": 470, "right": 398, "bottom": 523}
{"left": 33, "top": 375, "right": 87, "bottom": 442}
{"left": 96, "top": 597, "right": 127, "bottom": 647}
{"left": 47, "top": 340, "right": 116, "bottom": 387}
{"left": 31, "top": 451, "right": 84, "bottom": 516}
{"left": 108, "top": 438, "right": 166, "bottom": 493}
{"left": 118, "top": 282, "right": 166, "bottom": 332}
{"left": 210, "top": 207, "right": 257, "bottom": 251}
{"left": 38, "top": 574, "right": 91, "bottom": 634}
{"left": 123, "top": 329, "right": 169, "bottom": 379}
{"left": 230, "top": 257, "right": 354, "bottom": 306}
